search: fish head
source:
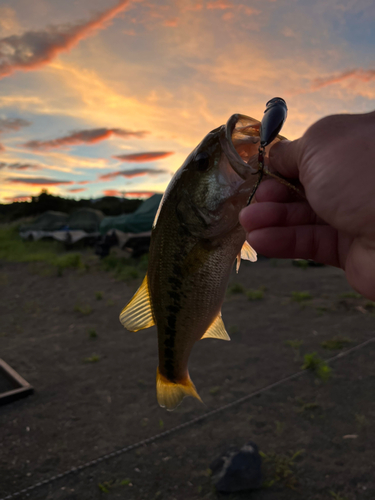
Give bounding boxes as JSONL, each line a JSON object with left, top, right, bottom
{"left": 173, "top": 114, "right": 270, "bottom": 237}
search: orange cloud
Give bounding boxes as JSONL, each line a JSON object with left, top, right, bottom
{"left": 4, "top": 194, "right": 32, "bottom": 202}
{"left": 113, "top": 151, "right": 174, "bottom": 162}
{"left": 102, "top": 189, "right": 156, "bottom": 198}
{"left": 6, "top": 177, "right": 73, "bottom": 186}
{"left": 23, "top": 127, "right": 148, "bottom": 150}
{"left": 0, "top": 0, "right": 133, "bottom": 79}
{"left": 0, "top": 162, "right": 41, "bottom": 170}
{"left": 99, "top": 167, "right": 170, "bottom": 181}
{"left": 207, "top": 0, "right": 233, "bottom": 9}
{"left": 164, "top": 17, "right": 179, "bottom": 27}
{"left": 312, "top": 69, "right": 375, "bottom": 89}
{"left": 77, "top": 180, "right": 90, "bottom": 185}
{"left": 67, "top": 188, "right": 86, "bottom": 193}
{"left": 0, "top": 143, "right": 4, "bottom": 152}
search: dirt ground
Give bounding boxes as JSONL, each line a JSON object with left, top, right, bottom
{"left": 0, "top": 255, "right": 374, "bottom": 500}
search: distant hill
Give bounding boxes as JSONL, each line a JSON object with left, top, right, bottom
{"left": 0, "top": 191, "right": 143, "bottom": 222}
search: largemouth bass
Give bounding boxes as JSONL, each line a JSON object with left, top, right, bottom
{"left": 120, "top": 113, "right": 285, "bottom": 410}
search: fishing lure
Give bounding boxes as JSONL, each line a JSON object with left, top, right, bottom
{"left": 248, "top": 97, "right": 288, "bottom": 205}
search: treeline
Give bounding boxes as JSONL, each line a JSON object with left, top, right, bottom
{"left": 0, "top": 191, "right": 143, "bottom": 222}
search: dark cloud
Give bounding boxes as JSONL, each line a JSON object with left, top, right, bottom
{"left": 312, "top": 68, "right": 375, "bottom": 89}
{"left": 98, "top": 167, "right": 170, "bottom": 181}
{"left": 0, "top": 118, "right": 31, "bottom": 133}
{"left": 113, "top": 151, "right": 174, "bottom": 162}
{"left": 0, "top": 162, "right": 41, "bottom": 170}
{"left": 23, "top": 127, "right": 148, "bottom": 150}
{"left": 6, "top": 177, "right": 73, "bottom": 186}
{"left": 0, "top": 1, "right": 132, "bottom": 79}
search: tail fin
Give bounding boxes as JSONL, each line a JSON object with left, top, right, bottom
{"left": 156, "top": 367, "right": 202, "bottom": 411}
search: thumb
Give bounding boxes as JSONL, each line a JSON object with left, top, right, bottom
{"left": 268, "top": 138, "right": 303, "bottom": 179}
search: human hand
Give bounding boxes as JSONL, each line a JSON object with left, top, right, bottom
{"left": 239, "top": 111, "right": 375, "bottom": 300}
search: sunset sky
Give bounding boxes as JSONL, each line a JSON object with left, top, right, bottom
{"left": 0, "top": 0, "right": 374, "bottom": 203}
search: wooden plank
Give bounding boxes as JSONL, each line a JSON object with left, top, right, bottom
{"left": 0, "top": 359, "right": 34, "bottom": 405}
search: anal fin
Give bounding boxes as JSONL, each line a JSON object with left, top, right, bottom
{"left": 201, "top": 313, "right": 230, "bottom": 341}
{"left": 119, "top": 274, "right": 155, "bottom": 332}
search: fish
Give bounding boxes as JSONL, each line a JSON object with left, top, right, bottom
{"left": 120, "top": 113, "right": 285, "bottom": 410}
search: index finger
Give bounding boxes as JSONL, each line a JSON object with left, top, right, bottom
{"left": 268, "top": 138, "right": 302, "bottom": 179}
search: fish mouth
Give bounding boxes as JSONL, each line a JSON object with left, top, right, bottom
{"left": 220, "top": 113, "right": 261, "bottom": 180}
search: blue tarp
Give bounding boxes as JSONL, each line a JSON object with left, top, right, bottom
{"left": 99, "top": 194, "right": 163, "bottom": 235}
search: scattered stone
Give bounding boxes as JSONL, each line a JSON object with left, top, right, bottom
{"left": 210, "top": 441, "right": 262, "bottom": 492}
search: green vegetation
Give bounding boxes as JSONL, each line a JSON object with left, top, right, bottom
{"left": 101, "top": 254, "right": 140, "bottom": 282}
{"left": 284, "top": 339, "right": 303, "bottom": 361}
{"left": 88, "top": 328, "right": 98, "bottom": 339}
{"left": 293, "top": 259, "right": 309, "bottom": 269}
{"left": 74, "top": 303, "right": 92, "bottom": 315}
{"left": 106, "top": 299, "right": 115, "bottom": 306}
{"left": 295, "top": 397, "right": 321, "bottom": 413}
{"left": 329, "top": 491, "right": 348, "bottom": 500}
{"left": 321, "top": 337, "right": 352, "bottom": 350}
{"left": 84, "top": 354, "right": 100, "bottom": 363}
{"left": 227, "top": 282, "right": 246, "bottom": 295}
{"left": 159, "top": 419, "right": 164, "bottom": 429}
{"left": 95, "top": 291, "right": 103, "bottom": 300}
{"left": 209, "top": 386, "right": 220, "bottom": 396}
{"left": 228, "top": 324, "right": 239, "bottom": 335}
{"left": 301, "top": 352, "right": 332, "bottom": 381}
{"left": 0, "top": 225, "right": 83, "bottom": 273}
{"left": 339, "top": 291, "right": 361, "bottom": 299}
{"left": 275, "top": 420, "right": 285, "bottom": 436}
{"left": 291, "top": 291, "right": 312, "bottom": 303}
{"left": 246, "top": 288, "right": 264, "bottom": 300}
{"left": 98, "top": 478, "right": 132, "bottom": 493}
{"left": 260, "top": 449, "right": 304, "bottom": 489}
{"left": 355, "top": 413, "right": 368, "bottom": 428}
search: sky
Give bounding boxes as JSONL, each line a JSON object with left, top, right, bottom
{"left": 0, "top": 0, "right": 374, "bottom": 203}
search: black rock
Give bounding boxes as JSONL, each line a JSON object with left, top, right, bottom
{"left": 210, "top": 441, "right": 262, "bottom": 493}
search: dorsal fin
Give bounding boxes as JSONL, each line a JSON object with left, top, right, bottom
{"left": 201, "top": 313, "right": 230, "bottom": 341}
{"left": 236, "top": 240, "right": 257, "bottom": 272}
{"left": 119, "top": 274, "right": 155, "bottom": 332}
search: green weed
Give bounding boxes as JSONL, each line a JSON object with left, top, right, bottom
{"left": 227, "top": 282, "right": 246, "bottom": 295}
{"left": 321, "top": 337, "right": 352, "bottom": 350}
{"left": 293, "top": 259, "right": 309, "bottom": 269}
{"left": 209, "top": 386, "right": 220, "bottom": 396}
{"left": 339, "top": 292, "right": 361, "bottom": 299}
{"left": 84, "top": 354, "right": 100, "bottom": 363}
{"left": 295, "top": 398, "right": 320, "bottom": 413}
{"left": 101, "top": 254, "right": 139, "bottom": 281}
{"left": 302, "top": 352, "right": 331, "bottom": 381}
{"left": 275, "top": 420, "right": 285, "bottom": 436}
{"left": 228, "top": 325, "right": 239, "bottom": 335}
{"left": 260, "top": 449, "right": 304, "bottom": 489}
{"left": 329, "top": 491, "right": 348, "bottom": 500}
{"left": 355, "top": 413, "right": 368, "bottom": 428}
{"left": 365, "top": 301, "right": 375, "bottom": 310}
{"left": 0, "top": 225, "right": 83, "bottom": 273}
{"left": 246, "top": 288, "right": 264, "bottom": 300}
{"left": 291, "top": 291, "right": 312, "bottom": 302}
{"left": 74, "top": 303, "right": 92, "bottom": 315}
{"left": 106, "top": 299, "right": 115, "bottom": 306}
{"left": 285, "top": 339, "right": 303, "bottom": 361}
{"left": 95, "top": 291, "right": 103, "bottom": 300}
{"left": 159, "top": 419, "right": 164, "bottom": 429}
{"left": 88, "top": 328, "right": 98, "bottom": 339}
{"left": 98, "top": 478, "right": 132, "bottom": 493}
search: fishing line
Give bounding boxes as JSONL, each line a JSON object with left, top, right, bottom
{"left": 2, "top": 335, "right": 374, "bottom": 500}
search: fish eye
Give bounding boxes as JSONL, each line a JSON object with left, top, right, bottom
{"left": 194, "top": 151, "right": 210, "bottom": 171}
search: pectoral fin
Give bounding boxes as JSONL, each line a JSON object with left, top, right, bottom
{"left": 201, "top": 313, "right": 230, "bottom": 341}
{"left": 119, "top": 274, "right": 155, "bottom": 332}
{"left": 236, "top": 240, "right": 257, "bottom": 272}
